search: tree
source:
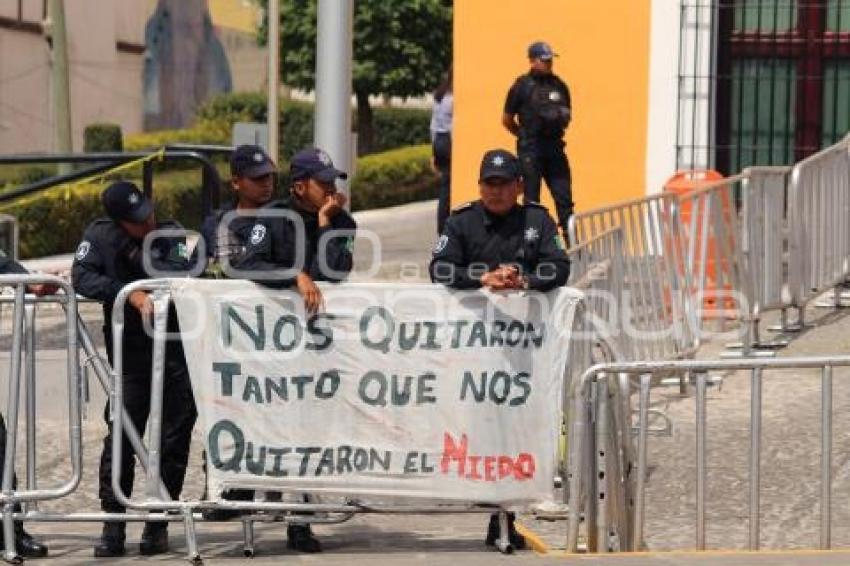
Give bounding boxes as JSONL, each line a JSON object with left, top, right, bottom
{"left": 257, "top": 0, "right": 452, "bottom": 155}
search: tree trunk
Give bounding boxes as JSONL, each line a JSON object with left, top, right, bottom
{"left": 355, "top": 89, "right": 374, "bottom": 156}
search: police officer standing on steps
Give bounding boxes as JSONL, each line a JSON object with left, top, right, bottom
{"left": 502, "top": 41, "right": 574, "bottom": 232}
{"left": 231, "top": 147, "right": 356, "bottom": 552}
{"left": 0, "top": 257, "right": 53, "bottom": 559}
{"left": 429, "top": 148, "right": 570, "bottom": 549}
{"left": 72, "top": 181, "right": 197, "bottom": 558}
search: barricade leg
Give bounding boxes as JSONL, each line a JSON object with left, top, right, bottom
{"left": 496, "top": 510, "right": 513, "bottom": 554}
{"left": 1, "top": 503, "right": 18, "bottom": 565}
{"left": 22, "top": 305, "right": 36, "bottom": 514}
{"left": 2, "top": 288, "right": 24, "bottom": 564}
{"left": 241, "top": 518, "right": 255, "bottom": 558}
{"left": 182, "top": 508, "right": 201, "bottom": 564}
{"left": 633, "top": 374, "right": 650, "bottom": 551}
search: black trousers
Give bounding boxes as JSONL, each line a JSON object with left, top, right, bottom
{"left": 433, "top": 132, "right": 452, "bottom": 235}
{"left": 518, "top": 142, "right": 573, "bottom": 231}
{"left": 0, "top": 413, "right": 17, "bottom": 492}
{"left": 99, "top": 334, "right": 197, "bottom": 513}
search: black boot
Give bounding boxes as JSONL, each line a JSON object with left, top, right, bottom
{"left": 94, "top": 521, "right": 126, "bottom": 558}
{"left": 139, "top": 521, "right": 169, "bottom": 556}
{"left": 0, "top": 521, "right": 49, "bottom": 559}
{"left": 286, "top": 524, "right": 321, "bottom": 553}
{"left": 484, "top": 512, "right": 526, "bottom": 550}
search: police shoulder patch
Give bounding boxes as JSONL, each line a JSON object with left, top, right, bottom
{"left": 433, "top": 234, "right": 449, "bottom": 255}
{"left": 75, "top": 241, "right": 91, "bottom": 261}
{"left": 249, "top": 224, "right": 267, "bottom": 245}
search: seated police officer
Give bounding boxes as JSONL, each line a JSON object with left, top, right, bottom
{"left": 429, "top": 148, "right": 569, "bottom": 549}
{"left": 232, "top": 147, "right": 356, "bottom": 552}
{"left": 72, "top": 181, "right": 197, "bottom": 557}
{"left": 0, "top": 257, "right": 52, "bottom": 558}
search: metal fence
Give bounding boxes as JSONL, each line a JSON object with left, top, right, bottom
{"left": 786, "top": 134, "right": 850, "bottom": 323}
{"left": 567, "top": 355, "right": 850, "bottom": 553}
{"left": 567, "top": 195, "right": 697, "bottom": 362}
{"left": 103, "top": 279, "right": 590, "bottom": 559}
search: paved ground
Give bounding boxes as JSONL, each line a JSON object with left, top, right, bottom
{"left": 6, "top": 199, "right": 850, "bottom": 564}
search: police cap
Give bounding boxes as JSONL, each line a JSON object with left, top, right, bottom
{"left": 230, "top": 144, "right": 278, "bottom": 178}
{"left": 101, "top": 181, "right": 154, "bottom": 224}
{"left": 479, "top": 149, "right": 521, "bottom": 182}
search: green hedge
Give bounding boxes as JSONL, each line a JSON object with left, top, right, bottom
{"left": 0, "top": 170, "right": 209, "bottom": 259}
{"left": 193, "top": 92, "right": 430, "bottom": 159}
{"left": 5, "top": 144, "right": 438, "bottom": 258}
{"left": 351, "top": 144, "right": 438, "bottom": 211}
{"left": 84, "top": 123, "right": 123, "bottom": 152}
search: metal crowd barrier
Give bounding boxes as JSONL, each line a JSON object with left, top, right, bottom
{"left": 738, "top": 167, "right": 793, "bottom": 344}
{"left": 109, "top": 279, "right": 590, "bottom": 560}
{"left": 0, "top": 276, "right": 204, "bottom": 563}
{"left": 786, "top": 134, "right": 850, "bottom": 325}
{"left": 567, "top": 227, "right": 631, "bottom": 360}
{"left": 566, "top": 355, "right": 850, "bottom": 554}
{"left": 0, "top": 275, "right": 80, "bottom": 563}
{"left": 567, "top": 194, "right": 697, "bottom": 362}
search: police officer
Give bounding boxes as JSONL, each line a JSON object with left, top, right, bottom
{"left": 198, "top": 145, "right": 278, "bottom": 515}
{"left": 430, "top": 148, "right": 570, "bottom": 292}
{"left": 232, "top": 147, "right": 356, "bottom": 552}
{"left": 0, "top": 257, "right": 52, "bottom": 558}
{"left": 502, "top": 40, "right": 573, "bottom": 232}
{"left": 429, "top": 148, "right": 569, "bottom": 549}
{"left": 200, "top": 144, "right": 278, "bottom": 269}
{"left": 235, "top": 147, "right": 356, "bottom": 313}
{"left": 72, "top": 181, "right": 197, "bottom": 557}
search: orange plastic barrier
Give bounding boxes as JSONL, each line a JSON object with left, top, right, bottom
{"left": 665, "top": 170, "right": 736, "bottom": 314}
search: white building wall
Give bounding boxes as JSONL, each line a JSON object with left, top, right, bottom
{"left": 645, "top": 0, "right": 716, "bottom": 194}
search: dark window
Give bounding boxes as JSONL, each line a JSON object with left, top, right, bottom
{"left": 679, "top": 1, "right": 850, "bottom": 175}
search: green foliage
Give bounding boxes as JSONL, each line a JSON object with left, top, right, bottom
{"left": 368, "top": 107, "right": 431, "bottom": 153}
{"left": 123, "top": 122, "right": 230, "bottom": 152}
{"left": 192, "top": 91, "right": 430, "bottom": 159}
{"left": 0, "top": 169, "right": 217, "bottom": 259}
{"left": 4, "top": 144, "right": 437, "bottom": 258}
{"left": 256, "top": 0, "right": 450, "bottom": 153}
{"left": 350, "top": 144, "right": 438, "bottom": 211}
{"left": 83, "top": 123, "right": 124, "bottom": 152}
{"left": 0, "top": 165, "right": 55, "bottom": 192}
{"left": 258, "top": 0, "right": 451, "bottom": 100}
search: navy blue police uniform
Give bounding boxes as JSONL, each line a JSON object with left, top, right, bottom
{"left": 504, "top": 41, "right": 573, "bottom": 231}
{"left": 429, "top": 148, "right": 570, "bottom": 550}
{"left": 71, "top": 181, "right": 196, "bottom": 556}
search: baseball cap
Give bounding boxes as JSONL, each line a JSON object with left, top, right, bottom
{"left": 102, "top": 181, "right": 154, "bottom": 223}
{"left": 230, "top": 144, "right": 278, "bottom": 178}
{"left": 479, "top": 149, "right": 521, "bottom": 182}
{"left": 290, "top": 147, "right": 348, "bottom": 183}
{"left": 528, "top": 41, "right": 558, "bottom": 61}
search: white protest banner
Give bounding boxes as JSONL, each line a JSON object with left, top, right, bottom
{"left": 171, "top": 280, "right": 581, "bottom": 505}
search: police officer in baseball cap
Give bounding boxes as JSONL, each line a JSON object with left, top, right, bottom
{"left": 230, "top": 148, "right": 356, "bottom": 552}
{"left": 429, "top": 149, "right": 568, "bottom": 549}
{"left": 72, "top": 181, "right": 197, "bottom": 557}
{"left": 200, "top": 144, "right": 279, "bottom": 267}
{"left": 502, "top": 40, "right": 574, "bottom": 232}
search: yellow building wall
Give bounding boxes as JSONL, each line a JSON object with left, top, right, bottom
{"left": 453, "top": 0, "right": 652, "bottom": 215}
